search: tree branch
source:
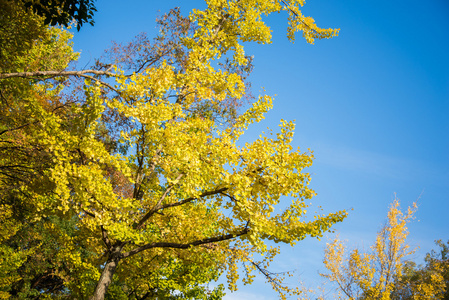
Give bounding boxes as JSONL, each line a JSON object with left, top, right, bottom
{"left": 101, "top": 225, "right": 112, "bottom": 250}
{"left": 220, "top": 191, "right": 239, "bottom": 203}
{"left": 0, "top": 70, "right": 115, "bottom": 79}
{"left": 0, "top": 70, "right": 120, "bottom": 94}
{"left": 135, "top": 173, "right": 184, "bottom": 230}
{"left": 162, "top": 187, "right": 228, "bottom": 211}
{"left": 280, "top": 0, "right": 315, "bottom": 32}
{"left": 122, "top": 227, "right": 249, "bottom": 259}
{"left": 135, "top": 186, "right": 228, "bottom": 230}
{"left": 0, "top": 121, "right": 38, "bottom": 136}
{"left": 249, "top": 259, "right": 288, "bottom": 288}
{"left": 83, "top": 209, "right": 95, "bottom": 218}
{"left": 77, "top": 74, "right": 120, "bottom": 94}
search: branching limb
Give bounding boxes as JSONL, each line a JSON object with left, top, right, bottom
{"left": 220, "top": 191, "right": 239, "bottom": 203}
{"left": 101, "top": 225, "right": 112, "bottom": 249}
{"left": 250, "top": 260, "right": 286, "bottom": 288}
{"left": 0, "top": 70, "right": 115, "bottom": 79}
{"left": 0, "top": 121, "right": 39, "bottom": 136}
{"left": 76, "top": 74, "right": 120, "bottom": 94}
{"left": 83, "top": 209, "right": 95, "bottom": 218}
{"left": 280, "top": 0, "right": 314, "bottom": 31}
{"left": 135, "top": 173, "right": 184, "bottom": 230}
{"left": 136, "top": 186, "right": 229, "bottom": 230}
{"left": 0, "top": 70, "right": 120, "bottom": 93}
{"left": 122, "top": 227, "right": 249, "bottom": 259}
{"left": 134, "top": 186, "right": 227, "bottom": 230}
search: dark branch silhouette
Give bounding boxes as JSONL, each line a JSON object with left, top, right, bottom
{"left": 122, "top": 227, "right": 249, "bottom": 259}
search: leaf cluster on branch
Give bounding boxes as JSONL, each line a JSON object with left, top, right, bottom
{"left": 21, "top": 0, "right": 96, "bottom": 30}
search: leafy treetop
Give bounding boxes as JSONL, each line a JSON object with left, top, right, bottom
{"left": 21, "top": 0, "right": 96, "bottom": 30}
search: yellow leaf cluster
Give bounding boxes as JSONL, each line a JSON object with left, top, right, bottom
{"left": 316, "top": 198, "right": 446, "bottom": 299}
{"left": 0, "top": 1, "right": 343, "bottom": 298}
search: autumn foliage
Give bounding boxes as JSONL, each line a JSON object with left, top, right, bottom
{"left": 301, "top": 198, "right": 447, "bottom": 300}
{"left": 0, "top": 1, "right": 345, "bottom": 299}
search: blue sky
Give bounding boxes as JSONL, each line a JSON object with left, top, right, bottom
{"left": 71, "top": 0, "right": 448, "bottom": 298}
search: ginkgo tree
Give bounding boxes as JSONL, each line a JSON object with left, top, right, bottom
{"left": 300, "top": 198, "right": 446, "bottom": 300}
{"left": 0, "top": 0, "right": 346, "bottom": 299}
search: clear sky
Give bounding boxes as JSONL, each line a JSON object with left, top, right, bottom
{"left": 71, "top": 0, "right": 448, "bottom": 298}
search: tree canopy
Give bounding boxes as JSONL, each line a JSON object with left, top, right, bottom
{"left": 20, "top": 0, "right": 96, "bottom": 30}
{"left": 0, "top": 1, "right": 344, "bottom": 299}
{"left": 392, "top": 239, "right": 449, "bottom": 300}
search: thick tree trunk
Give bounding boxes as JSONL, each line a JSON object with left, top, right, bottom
{"left": 90, "top": 250, "right": 121, "bottom": 300}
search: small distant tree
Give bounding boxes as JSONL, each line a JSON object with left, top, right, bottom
{"left": 392, "top": 240, "right": 448, "bottom": 300}
{"left": 303, "top": 198, "right": 446, "bottom": 299}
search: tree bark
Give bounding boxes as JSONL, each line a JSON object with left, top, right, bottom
{"left": 89, "top": 226, "right": 249, "bottom": 299}
{"left": 90, "top": 249, "right": 122, "bottom": 300}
